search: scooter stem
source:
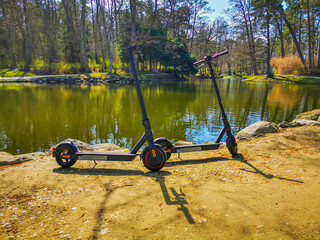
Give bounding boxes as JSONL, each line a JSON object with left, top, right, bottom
{"left": 206, "top": 57, "right": 230, "bottom": 130}
{"left": 127, "top": 46, "right": 155, "bottom": 148}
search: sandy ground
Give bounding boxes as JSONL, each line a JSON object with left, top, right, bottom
{"left": 0, "top": 126, "right": 320, "bottom": 240}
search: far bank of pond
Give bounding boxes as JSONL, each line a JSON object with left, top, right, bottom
{"left": 0, "top": 79, "right": 319, "bottom": 154}
{"left": 238, "top": 74, "right": 320, "bottom": 84}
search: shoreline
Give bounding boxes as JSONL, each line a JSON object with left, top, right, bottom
{"left": 236, "top": 74, "right": 320, "bottom": 84}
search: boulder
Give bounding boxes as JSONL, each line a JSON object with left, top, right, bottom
{"left": 278, "top": 121, "right": 293, "bottom": 128}
{"left": 290, "top": 119, "right": 320, "bottom": 127}
{"left": 236, "top": 121, "right": 279, "bottom": 140}
{"left": 174, "top": 140, "right": 193, "bottom": 146}
{"left": 93, "top": 143, "right": 121, "bottom": 151}
{"left": 295, "top": 109, "right": 320, "bottom": 121}
{"left": 0, "top": 153, "right": 36, "bottom": 166}
{"left": 52, "top": 138, "right": 94, "bottom": 151}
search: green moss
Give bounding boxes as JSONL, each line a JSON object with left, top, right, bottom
{"left": 243, "top": 74, "right": 320, "bottom": 84}
{"left": 222, "top": 75, "right": 236, "bottom": 80}
{"left": 0, "top": 69, "right": 35, "bottom": 78}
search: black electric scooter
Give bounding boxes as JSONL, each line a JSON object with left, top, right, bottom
{"left": 154, "top": 50, "right": 238, "bottom": 159}
{"left": 53, "top": 46, "right": 167, "bottom": 171}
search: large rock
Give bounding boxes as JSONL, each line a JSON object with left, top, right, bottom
{"left": 295, "top": 109, "right": 320, "bottom": 121}
{"left": 0, "top": 153, "right": 35, "bottom": 166}
{"left": 93, "top": 143, "right": 121, "bottom": 151}
{"left": 278, "top": 121, "right": 292, "bottom": 128}
{"left": 52, "top": 138, "right": 94, "bottom": 151}
{"left": 236, "top": 121, "right": 279, "bottom": 140}
{"left": 174, "top": 140, "right": 193, "bottom": 146}
{"left": 290, "top": 119, "right": 320, "bottom": 127}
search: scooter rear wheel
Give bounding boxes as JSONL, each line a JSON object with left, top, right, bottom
{"left": 154, "top": 138, "right": 173, "bottom": 160}
{"left": 226, "top": 135, "right": 238, "bottom": 157}
{"left": 55, "top": 144, "right": 77, "bottom": 168}
{"left": 141, "top": 144, "right": 167, "bottom": 171}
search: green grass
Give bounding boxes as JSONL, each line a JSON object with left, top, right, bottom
{"left": 0, "top": 69, "right": 35, "bottom": 78}
{"left": 243, "top": 74, "right": 320, "bottom": 84}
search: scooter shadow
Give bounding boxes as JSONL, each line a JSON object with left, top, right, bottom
{"left": 53, "top": 167, "right": 195, "bottom": 224}
{"left": 166, "top": 156, "right": 230, "bottom": 167}
{"left": 53, "top": 167, "right": 171, "bottom": 177}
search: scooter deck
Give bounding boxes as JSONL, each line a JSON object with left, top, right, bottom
{"left": 170, "top": 143, "right": 222, "bottom": 153}
{"left": 74, "top": 152, "right": 137, "bottom": 161}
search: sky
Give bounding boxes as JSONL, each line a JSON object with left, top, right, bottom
{"left": 206, "top": 0, "right": 231, "bottom": 21}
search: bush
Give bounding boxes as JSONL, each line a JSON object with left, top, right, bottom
{"left": 88, "top": 58, "right": 103, "bottom": 72}
{"left": 271, "top": 55, "right": 304, "bottom": 75}
{"left": 30, "top": 59, "right": 46, "bottom": 73}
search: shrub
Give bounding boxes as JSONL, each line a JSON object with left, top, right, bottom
{"left": 271, "top": 55, "right": 304, "bottom": 75}
{"left": 30, "top": 59, "right": 46, "bottom": 73}
{"left": 88, "top": 58, "right": 103, "bottom": 72}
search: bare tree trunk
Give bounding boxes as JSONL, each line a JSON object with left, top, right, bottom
{"left": 91, "top": 0, "right": 98, "bottom": 63}
{"left": 130, "top": 0, "right": 136, "bottom": 43}
{"left": 317, "top": 31, "right": 320, "bottom": 69}
{"left": 266, "top": 2, "right": 273, "bottom": 78}
{"left": 272, "top": 1, "right": 307, "bottom": 70}
{"left": 190, "top": 0, "right": 198, "bottom": 50}
{"left": 23, "top": 0, "right": 31, "bottom": 70}
{"left": 62, "top": 0, "right": 80, "bottom": 62}
{"left": 147, "top": 0, "right": 158, "bottom": 36}
{"left": 81, "top": 0, "right": 90, "bottom": 73}
{"left": 275, "top": 16, "right": 285, "bottom": 57}
{"left": 307, "top": 0, "right": 312, "bottom": 69}
{"left": 1, "top": 0, "right": 16, "bottom": 68}
{"left": 282, "top": 15, "right": 307, "bottom": 70}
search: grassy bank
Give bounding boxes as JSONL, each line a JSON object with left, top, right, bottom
{"left": 241, "top": 74, "right": 320, "bottom": 84}
{"left": 0, "top": 69, "right": 35, "bottom": 78}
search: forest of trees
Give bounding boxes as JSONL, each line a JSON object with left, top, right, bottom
{"left": 0, "top": 0, "right": 319, "bottom": 76}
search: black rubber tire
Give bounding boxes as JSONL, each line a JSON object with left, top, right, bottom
{"left": 55, "top": 144, "right": 77, "bottom": 168}
{"left": 141, "top": 144, "right": 167, "bottom": 171}
{"left": 226, "top": 134, "right": 238, "bottom": 157}
{"left": 154, "top": 138, "right": 173, "bottom": 160}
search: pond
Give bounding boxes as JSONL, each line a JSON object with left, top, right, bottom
{"left": 1, "top": 79, "right": 319, "bottom": 154}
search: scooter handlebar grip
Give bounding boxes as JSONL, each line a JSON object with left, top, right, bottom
{"left": 211, "top": 50, "right": 228, "bottom": 58}
{"left": 193, "top": 50, "right": 229, "bottom": 65}
{"left": 193, "top": 59, "right": 205, "bottom": 65}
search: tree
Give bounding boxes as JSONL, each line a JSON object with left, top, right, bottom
{"left": 0, "top": 0, "right": 16, "bottom": 68}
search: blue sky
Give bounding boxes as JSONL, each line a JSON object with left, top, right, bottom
{"left": 206, "top": 0, "right": 230, "bottom": 21}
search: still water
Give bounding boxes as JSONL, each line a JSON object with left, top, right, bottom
{"left": 1, "top": 79, "right": 319, "bottom": 154}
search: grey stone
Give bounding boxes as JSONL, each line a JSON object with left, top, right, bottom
{"left": 93, "top": 143, "right": 121, "bottom": 151}
{"left": 278, "top": 121, "right": 292, "bottom": 128}
{"left": 295, "top": 109, "right": 320, "bottom": 121}
{"left": 0, "top": 153, "right": 37, "bottom": 166}
{"left": 52, "top": 138, "right": 94, "bottom": 151}
{"left": 290, "top": 119, "right": 320, "bottom": 127}
{"left": 236, "top": 121, "right": 279, "bottom": 140}
{"left": 174, "top": 140, "right": 193, "bottom": 146}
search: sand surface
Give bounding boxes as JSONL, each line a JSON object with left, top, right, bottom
{"left": 1, "top": 126, "right": 320, "bottom": 239}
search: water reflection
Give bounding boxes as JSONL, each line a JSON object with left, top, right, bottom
{"left": 0, "top": 80, "right": 319, "bottom": 154}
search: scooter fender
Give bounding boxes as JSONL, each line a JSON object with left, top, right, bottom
{"left": 52, "top": 142, "right": 79, "bottom": 157}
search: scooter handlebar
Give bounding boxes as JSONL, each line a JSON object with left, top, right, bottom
{"left": 193, "top": 50, "right": 229, "bottom": 65}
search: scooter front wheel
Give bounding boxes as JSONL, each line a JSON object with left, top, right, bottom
{"left": 54, "top": 143, "right": 77, "bottom": 168}
{"left": 226, "top": 135, "right": 238, "bottom": 157}
{"left": 141, "top": 144, "right": 167, "bottom": 171}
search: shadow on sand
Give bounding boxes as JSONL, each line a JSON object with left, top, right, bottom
{"left": 53, "top": 153, "right": 303, "bottom": 238}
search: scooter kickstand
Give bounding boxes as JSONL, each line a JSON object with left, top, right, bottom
{"left": 93, "top": 160, "right": 97, "bottom": 168}
{"left": 178, "top": 153, "right": 183, "bottom": 160}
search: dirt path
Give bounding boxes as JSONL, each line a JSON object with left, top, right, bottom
{"left": 1, "top": 126, "right": 320, "bottom": 240}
